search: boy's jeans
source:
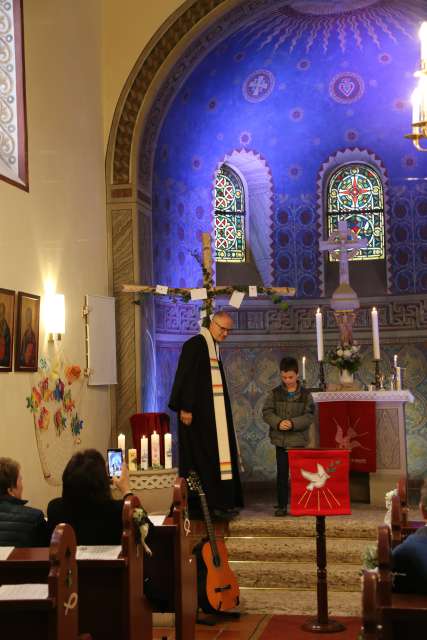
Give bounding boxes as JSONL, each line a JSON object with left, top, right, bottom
{"left": 276, "top": 446, "right": 289, "bottom": 509}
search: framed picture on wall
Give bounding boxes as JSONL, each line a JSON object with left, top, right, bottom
{"left": 0, "top": 288, "right": 15, "bottom": 372}
{"left": 15, "top": 291, "right": 40, "bottom": 372}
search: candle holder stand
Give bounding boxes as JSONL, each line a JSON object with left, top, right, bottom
{"left": 318, "top": 361, "right": 326, "bottom": 391}
{"left": 374, "top": 360, "right": 381, "bottom": 390}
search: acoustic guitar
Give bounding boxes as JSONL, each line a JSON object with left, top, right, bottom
{"left": 187, "top": 471, "right": 240, "bottom": 613}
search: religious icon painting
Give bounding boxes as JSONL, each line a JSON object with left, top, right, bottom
{"left": 289, "top": 449, "right": 351, "bottom": 517}
{"left": 15, "top": 291, "right": 40, "bottom": 372}
{"left": 0, "top": 288, "right": 16, "bottom": 372}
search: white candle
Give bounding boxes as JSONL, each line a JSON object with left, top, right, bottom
{"left": 371, "top": 307, "right": 380, "bottom": 360}
{"left": 164, "top": 433, "right": 172, "bottom": 469}
{"left": 128, "top": 448, "right": 137, "bottom": 472}
{"left": 315, "top": 308, "right": 324, "bottom": 361}
{"left": 118, "top": 433, "right": 125, "bottom": 455}
{"left": 301, "top": 356, "right": 306, "bottom": 381}
{"left": 393, "top": 354, "right": 398, "bottom": 368}
{"left": 140, "top": 436, "right": 148, "bottom": 470}
{"left": 412, "top": 86, "right": 421, "bottom": 125}
{"left": 151, "top": 431, "right": 160, "bottom": 467}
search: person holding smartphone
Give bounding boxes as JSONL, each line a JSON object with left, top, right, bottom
{"left": 47, "top": 449, "right": 134, "bottom": 545}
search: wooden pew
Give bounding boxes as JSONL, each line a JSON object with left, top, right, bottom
{"left": 0, "top": 523, "right": 90, "bottom": 640}
{"left": 360, "top": 524, "right": 427, "bottom": 639}
{"left": 0, "top": 494, "right": 151, "bottom": 640}
{"left": 144, "top": 477, "right": 197, "bottom": 640}
{"left": 395, "top": 476, "right": 424, "bottom": 540}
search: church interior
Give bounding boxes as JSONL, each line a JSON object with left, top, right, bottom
{"left": 2, "top": 0, "right": 427, "bottom": 636}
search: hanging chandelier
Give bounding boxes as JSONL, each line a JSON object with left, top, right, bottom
{"left": 406, "top": 22, "right": 427, "bottom": 151}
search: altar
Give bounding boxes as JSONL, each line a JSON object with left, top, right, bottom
{"left": 312, "top": 390, "right": 414, "bottom": 506}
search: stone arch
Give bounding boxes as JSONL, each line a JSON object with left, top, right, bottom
{"left": 214, "top": 149, "right": 274, "bottom": 285}
{"left": 316, "top": 147, "right": 391, "bottom": 297}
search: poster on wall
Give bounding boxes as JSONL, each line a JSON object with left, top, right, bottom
{"left": 0, "top": 288, "right": 15, "bottom": 372}
{"left": 15, "top": 291, "right": 40, "bottom": 372}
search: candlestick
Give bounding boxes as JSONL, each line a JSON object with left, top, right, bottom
{"left": 151, "top": 431, "right": 160, "bottom": 468}
{"left": 319, "top": 361, "right": 326, "bottom": 391}
{"left": 140, "top": 436, "right": 148, "bottom": 470}
{"left": 164, "top": 433, "right": 173, "bottom": 469}
{"left": 301, "top": 356, "right": 306, "bottom": 382}
{"left": 371, "top": 307, "right": 380, "bottom": 360}
{"left": 118, "top": 433, "right": 125, "bottom": 455}
{"left": 395, "top": 366, "right": 402, "bottom": 391}
{"left": 374, "top": 360, "right": 381, "bottom": 390}
{"left": 316, "top": 308, "right": 324, "bottom": 362}
{"left": 128, "top": 448, "right": 137, "bottom": 472}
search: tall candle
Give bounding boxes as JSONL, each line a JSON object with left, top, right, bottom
{"left": 393, "top": 354, "right": 398, "bottom": 368}
{"left": 128, "top": 448, "right": 137, "bottom": 472}
{"left": 140, "top": 436, "right": 148, "bottom": 470}
{"left": 164, "top": 433, "right": 173, "bottom": 469}
{"left": 371, "top": 307, "right": 380, "bottom": 360}
{"left": 151, "top": 431, "right": 160, "bottom": 467}
{"left": 315, "top": 308, "right": 324, "bottom": 361}
{"left": 118, "top": 433, "right": 125, "bottom": 455}
{"left": 301, "top": 356, "right": 306, "bottom": 381}
{"left": 420, "top": 22, "right": 427, "bottom": 69}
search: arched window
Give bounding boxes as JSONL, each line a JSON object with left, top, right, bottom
{"left": 327, "top": 164, "right": 384, "bottom": 262}
{"left": 214, "top": 165, "right": 246, "bottom": 263}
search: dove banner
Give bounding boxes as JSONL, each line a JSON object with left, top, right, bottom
{"left": 318, "top": 401, "right": 376, "bottom": 472}
{"left": 289, "top": 449, "right": 351, "bottom": 516}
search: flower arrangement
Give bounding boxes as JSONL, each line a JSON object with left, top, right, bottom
{"left": 384, "top": 487, "right": 398, "bottom": 527}
{"left": 132, "top": 506, "right": 152, "bottom": 555}
{"left": 326, "top": 343, "right": 361, "bottom": 373}
{"left": 361, "top": 543, "right": 378, "bottom": 572}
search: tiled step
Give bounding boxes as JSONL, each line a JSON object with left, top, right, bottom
{"left": 226, "top": 535, "right": 374, "bottom": 564}
{"left": 228, "top": 515, "right": 378, "bottom": 539}
{"left": 239, "top": 586, "right": 362, "bottom": 617}
{"left": 231, "top": 560, "right": 361, "bottom": 591}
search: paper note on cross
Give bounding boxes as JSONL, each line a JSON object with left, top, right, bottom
{"left": 122, "top": 233, "right": 295, "bottom": 319}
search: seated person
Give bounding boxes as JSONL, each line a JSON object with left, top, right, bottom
{"left": 0, "top": 457, "right": 48, "bottom": 547}
{"left": 392, "top": 479, "right": 427, "bottom": 594}
{"left": 47, "top": 448, "right": 133, "bottom": 545}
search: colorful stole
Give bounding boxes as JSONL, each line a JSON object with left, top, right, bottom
{"left": 200, "top": 327, "right": 233, "bottom": 480}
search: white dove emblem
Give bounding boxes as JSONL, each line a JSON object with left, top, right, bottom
{"left": 301, "top": 463, "right": 330, "bottom": 491}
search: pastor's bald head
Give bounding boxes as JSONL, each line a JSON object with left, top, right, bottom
{"left": 209, "top": 311, "right": 233, "bottom": 342}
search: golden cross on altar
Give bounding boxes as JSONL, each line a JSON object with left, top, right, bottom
{"left": 123, "top": 232, "right": 295, "bottom": 315}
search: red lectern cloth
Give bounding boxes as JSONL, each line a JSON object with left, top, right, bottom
{"left": 289, "top": 449, "right": 351, "bottom": 516}
{"left": 130, "top": 412, "right": 170, "bottom": 467}
{"left": 318, "top": 401, "right": 376, "bottom": 472}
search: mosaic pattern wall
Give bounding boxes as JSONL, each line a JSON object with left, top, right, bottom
{"left": 158, "top": 337, "right": 427, "bottom": 481}
{"left": 150, "top": 0, "right": 427, "bottom": 295}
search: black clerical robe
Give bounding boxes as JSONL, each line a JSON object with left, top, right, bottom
{"left": 169, "top": 334, "right": 243, "bottom": 512}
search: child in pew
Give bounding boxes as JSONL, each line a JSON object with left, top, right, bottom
{"left": 262, "top": 357, "right": 314, "bottom": 517}
{"left": 392, "top": 479, "right": 427, "bottom": 594}
{"left": 47, "top": 448, "right": 150, "bottom": 545}
{"left": 0, "top": 457, "right": 48, "bottom": 547}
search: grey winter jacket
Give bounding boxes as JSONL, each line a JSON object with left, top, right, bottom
{"left": 262, "top": 383, "right": 314, "bottom": 448}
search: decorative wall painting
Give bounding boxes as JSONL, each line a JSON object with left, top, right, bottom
{"left": 15, "top": 291, "right": 40, "bottom": 372}
{"left": 0, "top": 288, "right": 15, "bottom": 372}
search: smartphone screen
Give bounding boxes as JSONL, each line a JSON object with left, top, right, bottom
{"left": 107, "top": 448, "right": 123, "bottom": 478}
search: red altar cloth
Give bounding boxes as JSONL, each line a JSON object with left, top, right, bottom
{"left": 130, "top": 412, "right": 170, "bottom": 467}
{"left": 318, "top": 401, "right": 376, "bottom": 473}
{"left": 289, "top": 449, "right": 351, "bottom": 516}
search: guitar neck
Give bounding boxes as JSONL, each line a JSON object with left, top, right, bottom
{"left": 199, "top": 491, "right": 220, "bottom": 560}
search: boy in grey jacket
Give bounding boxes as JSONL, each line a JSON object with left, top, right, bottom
{"left": 262, "top": 357, "right": 314, "bottom": 516}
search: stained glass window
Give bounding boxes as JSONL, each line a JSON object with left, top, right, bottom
{"left": 214, "top": 165, "right": 246, "bottom": 263}
{"left": 327, "top": 164, "right": 385, "bottom": 262}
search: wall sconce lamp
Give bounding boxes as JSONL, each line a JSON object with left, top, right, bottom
{"left": 45, "top": 293, "right": 65, "bottom": 343}
{"left": 405, "top": 22, "right": 427, "bottom": 151}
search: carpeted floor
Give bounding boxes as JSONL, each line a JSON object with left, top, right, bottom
{"left": 153, "top": 614, "right": 362, "bottom": 639}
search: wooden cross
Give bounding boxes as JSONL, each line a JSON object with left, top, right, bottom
{"left": 319, "top": 220, "right": 367, "bottom": 287}
{"left": 123, "top": 232, "right": 295, "bottom": 317}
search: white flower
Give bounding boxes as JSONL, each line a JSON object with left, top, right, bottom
{"left": 337, "top": 349, "right": 344, "bottom": 357}
{"left": 343, "top": 350, "right": 352, "bottom": 358}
